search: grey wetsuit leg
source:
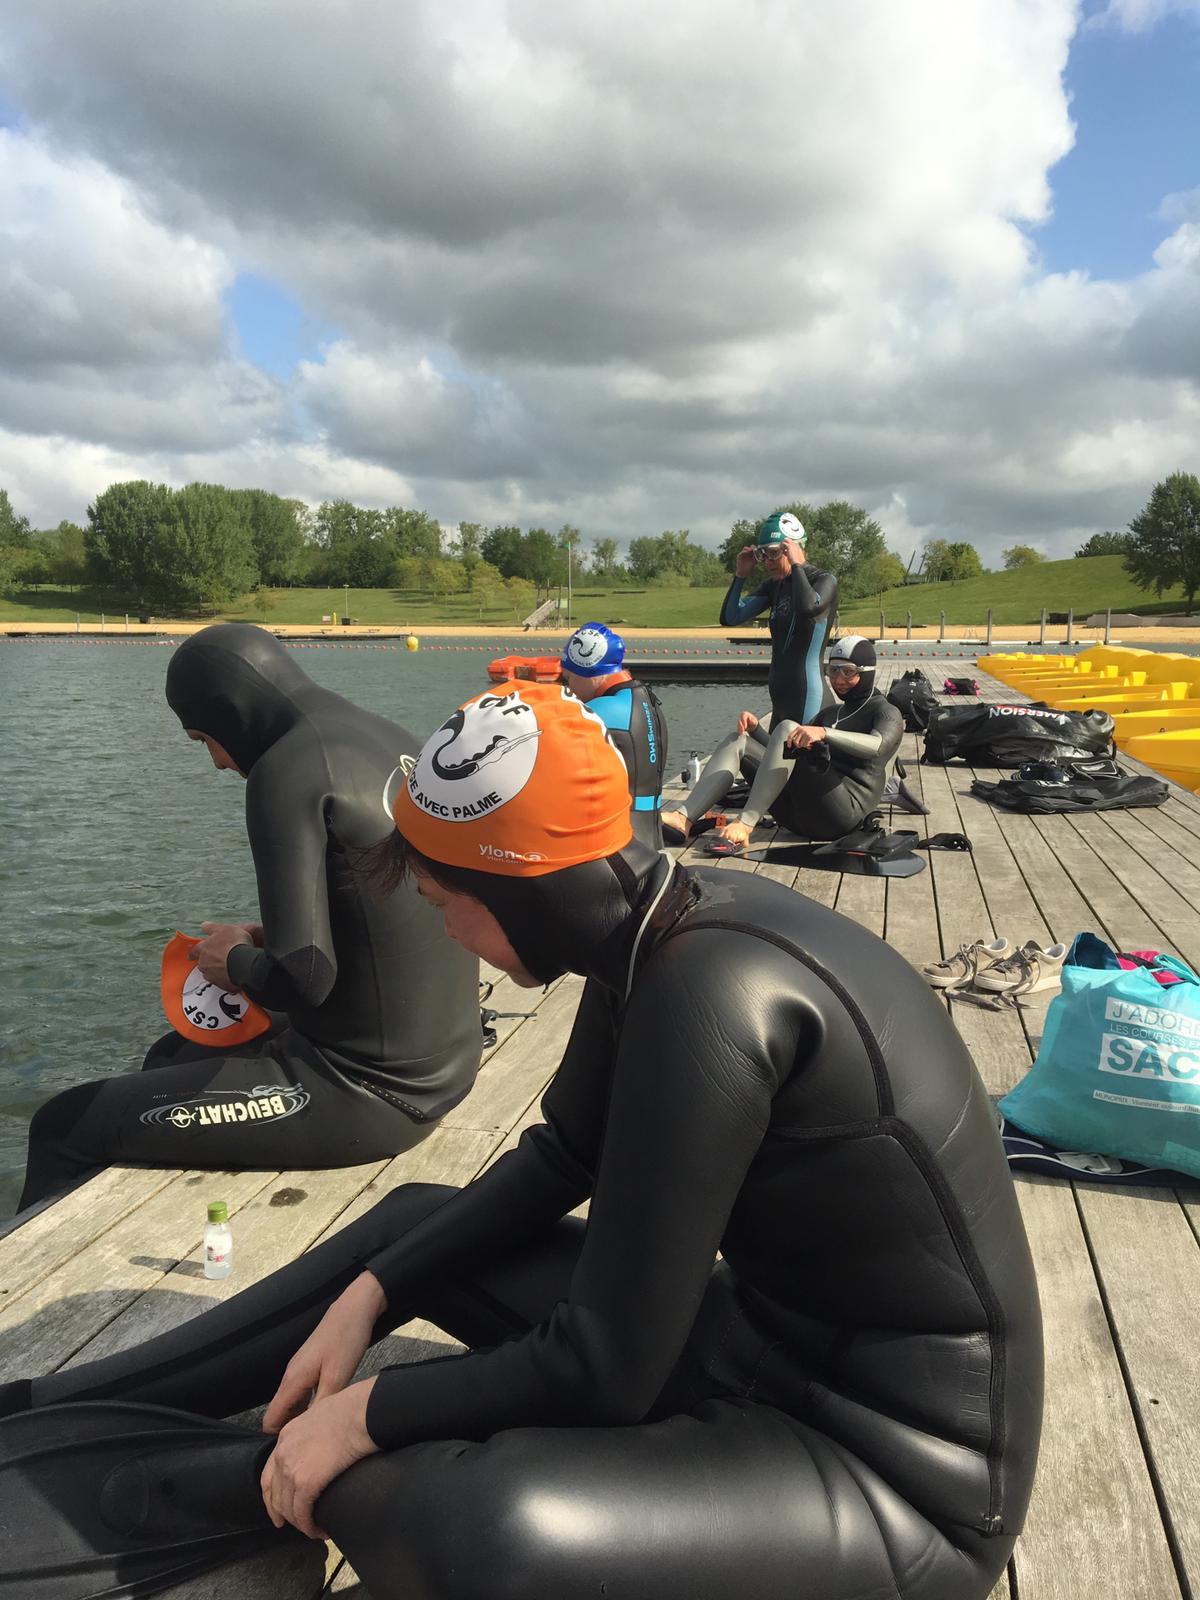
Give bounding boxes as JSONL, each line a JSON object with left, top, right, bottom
{"left": 681, "top": 720, "right": 770, "bottom": 824}
{"left": 737, "top": 721, "right": 799, "bottom": 831}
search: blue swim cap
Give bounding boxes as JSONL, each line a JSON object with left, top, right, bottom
{"left": 562, "top": 622, "right": 625, "bottom": 678}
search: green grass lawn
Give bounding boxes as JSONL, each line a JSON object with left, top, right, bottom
{"left": 0, "top": 557, "right": 1188, "bottom": 630}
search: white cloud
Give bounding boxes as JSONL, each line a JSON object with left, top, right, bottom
{"left": 0, "top": 1, "right": 1196, "bottom": 561}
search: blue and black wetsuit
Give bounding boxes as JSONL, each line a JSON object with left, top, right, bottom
{"left": 720, "top": 565, "right": 838, "bottom": 723}
{"left": 585, "top": 673, "right": 668, "bottom": 849}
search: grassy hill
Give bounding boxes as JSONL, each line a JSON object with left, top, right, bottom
{"left": 0, "top": 555, "right": 1187, "bottom": 630}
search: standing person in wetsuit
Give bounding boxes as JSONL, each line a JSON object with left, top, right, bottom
{"left": 560, "top": 621, "right": 668, "bottom": 848}
{"left": 665, "top": 634, "right": 902, "bottom": 850}
{"left": 18, "top": 624, "right": 481, "bottom": 1210}
{"left": 0, "top": 681, "right": 1043, "bottom": 1600}
{"left": 720, "top": 509, "right": 838, "bottom": 725}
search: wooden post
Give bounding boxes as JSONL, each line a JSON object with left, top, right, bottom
{"left": 1039, "top": 608, "right": 1047, "bottom": 646}
{"left": 986, "top": 608, "right": 994, "bottom": 647}
{"left": 1066, "top": 608, "right": 1074, "bottom": 645}
{"left": 1105, "top": 607, "right": 1112, "bottom": 644}
{"left": 906, "top": 610, "right": 912, "bottom": 639}
{"left": 939, "top": 610, "right": 945, "bottom": 642}
{"left": 879, "top": 610, "right": 885, "bottom": 639}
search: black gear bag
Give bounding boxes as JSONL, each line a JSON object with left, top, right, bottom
{"left": 922, "top": 702, "right": 1114, "bottom": 766}
{"left": 887, "top": 670, "right": 939, "bottom": 732}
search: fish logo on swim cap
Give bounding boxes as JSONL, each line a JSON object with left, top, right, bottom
{"left": 562, "top": 622, "right": 624, "bottom": 679}
{"left": 756, "top": 512, "right": 806, "bottom": 547}
{"left": 388, "top": 682, "right": 633, "bottom": 876}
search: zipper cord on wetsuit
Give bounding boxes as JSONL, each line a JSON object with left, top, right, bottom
{"left": 624, "top": 852, "right": 676, "bottom": 1002}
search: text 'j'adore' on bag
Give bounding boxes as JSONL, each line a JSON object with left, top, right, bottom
{"left": 998, "top": 932, "right": 1200, "bottom": 1178}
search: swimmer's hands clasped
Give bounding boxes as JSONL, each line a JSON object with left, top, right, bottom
{"left": 785, "top": 724, "right": 827, "bottom": 751}
{"left": 260, "top": 1270, "right": 386, "bottom": 1538}
{"left": 188, "top": 920, "right": 261, "bottom": 988}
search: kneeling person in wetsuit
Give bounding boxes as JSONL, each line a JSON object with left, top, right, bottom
{"left": 560, "top": 621, "right": 668, "bottom": 849}
{"left": 19, "top": 623, "right": 482, "bottom": 1210}
{"left": 663, "top": 634, "right": 902, "bottom": 850}
{"left": 0, "top": 680, "right": 1041, "bottom": 1600}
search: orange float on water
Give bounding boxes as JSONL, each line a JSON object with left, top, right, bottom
{"left": 487, "top": 654, "right": 563, "bottom": 683}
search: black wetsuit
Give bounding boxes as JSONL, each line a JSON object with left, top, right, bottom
{"left": 15, "top": 851, "right": 1042, "bottom": 1600}
{"left": 720, "top": 564, "right": 838, "bottom": 722}
{"left": 19, "top": 626, "right": 481, "bottom": 1210}
{"left": 771, "top": 684, "right": 904, "bottom": 838}
{"left": 586, "top": 673, "right": 668, "bottom": 849}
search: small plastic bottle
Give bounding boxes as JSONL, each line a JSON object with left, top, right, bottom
{"left": 687, "top": 755, "right": 703, "bottom": 784}
{"left": 204, "top": 1200, "right": 233, "bottom": 1280}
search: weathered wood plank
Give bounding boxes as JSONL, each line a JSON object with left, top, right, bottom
{"left": 1077, "top": 1183, "right": 1200, "bottom": 1594}
{"left": 442, "top": 974, "right": 584, "bottom": 1135}
{"left": 1013, "top": 1177, "right": 1182, "bottom": 1600}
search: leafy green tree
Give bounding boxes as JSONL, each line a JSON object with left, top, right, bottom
{"left": 1124, "top": 472, "right": 1200, "bottom": 611}
{"left": 481, "top": 525, "right": 524, "bottom": 577}
{"left": 19, "top": 547, "right": 51, "bottom": 588}
{"left": 451, "top": 521, "right": 484, "bottom": 572}
{"left": 627, "top": 536, "right": 663, "bottom": 582}
{"left": 1075, "top": 530, "right": 1131, "bottom": 558}
{"left": 805, "top": 503, "right": 887, "bottom": 597}
{"left": 718, "top": 519, "right": 758, "bottom": 573}
{"left": 153, "top": 483, "right": 258, "bottom": 611}
{"left": 230, "top": 489, "right": 305, "bottom": 585}
{"left": 590, "top": 536, "right": 621, "bottom": 578}
{"left": 921, "top": 537, "right": 983, "bottom": 583}
{"left": 385, "top": 507, "right": 442, "bottom": 560}
{"left": 86, "top": 480, "right": 176, "bottom": 600}
{"left": 856, "top": 550, "right": 906, "bottom": 597}
{"left": 429, "top": 558, "right": 467, "bottom": 600}
{"left": 312, "top": 500, "right": 394, "bottom": 587}
{"left": 1002, "top": 545, "right": 1046, "bottom": 570}
{"left": 517, "top": 528, "right": 559, "bottom": 588}
{"left": 32, "top": 521, "right": 87, "bottom": 587}
{"left": 0, "top": 489, "right": 32, "bottom": 548}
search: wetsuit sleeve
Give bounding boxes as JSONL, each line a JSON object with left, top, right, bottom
{"left": 224, "top": 743, "right": 337, "bottom": 1010}
{"left": 823, "top": 728, "right": 886, "bottom": 760}
{"left": 588, "top": 695, "right": 630, "bottom": 733}
{"left": 364, "top": 933, "right": 805, "bottom": 1451}
{"left": 362, "top": 978, "right": 617, "bottom": 1309}
{"left": 719, "top": 576, "right": 771, "bottom": 627}
{"left": 787, "top": 565, "right": 838, "bottom": 619}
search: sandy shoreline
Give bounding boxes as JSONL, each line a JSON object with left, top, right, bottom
{"left": 4, "top": 619, "right": 1200, "bottom": 646}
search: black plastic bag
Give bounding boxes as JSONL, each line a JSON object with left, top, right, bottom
{"left": 923, "top": 701, "right": 1114, "bottom": 766}
{"left": 887, "top": 670, "right": 939, "bottom": 731}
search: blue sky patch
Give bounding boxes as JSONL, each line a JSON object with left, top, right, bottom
{"left": 226, "top": 272, "right": 340, "bottom": 378}
{"left": 1034, "top": 8, "right": 1200, "bottom": 280}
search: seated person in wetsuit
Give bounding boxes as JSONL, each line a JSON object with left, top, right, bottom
{"left": 0, "top": 681, "right": 1043, "bottom": 1600}
{"left": 18, "top": 623, "right": 481, "bottom": 1210}
{"left": 663, "top": 634, "right": 902, "bottom": 850}
{"left": 560, "top": 621, "right": 668, "bottom": 849}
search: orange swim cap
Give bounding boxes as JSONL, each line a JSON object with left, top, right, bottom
{"left": 160, "top": 932, "right": 273, "bottom": 1047}
{"left": 386, "top": 681, "right": 633, "bottom": 876}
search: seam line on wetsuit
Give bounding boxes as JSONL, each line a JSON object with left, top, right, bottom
{"left": 671, "top": 920, "right": 894, "bottom": 1119}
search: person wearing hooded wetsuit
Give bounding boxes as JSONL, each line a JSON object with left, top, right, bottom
{"left": 0, "top": 681, "right": 1042, "bottom": 1600}
{"left": 719, "top": 511, "right": 838, "bottom": 725}
{"left": 560, "top": 622, "right": 668, "bottom": 849}
{"left": 666, "top": 634, "right": 903, "bottom": 847}
{"left": 17, "top": 624, "right": 481, "bottom": 1211}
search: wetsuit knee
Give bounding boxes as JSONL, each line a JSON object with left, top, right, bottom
{"left": 20, "top": 1082, "right": 112, "bottom": 1208}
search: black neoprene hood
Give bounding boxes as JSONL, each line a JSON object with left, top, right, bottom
{"left": 165, "top": 624, "right": 313, "bottom": 774}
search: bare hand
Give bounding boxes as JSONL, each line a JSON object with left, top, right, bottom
{"left": 786, "top": 724, "right": 827, "bottom": 751}
{"left": 736, "top": 710, "right": 760, "bottom": 736}
{"left": 238, "top": 922, "right": 266, "bottom": 947}
{"left": 719, "top": 819, "right": 753, "bottom": 849}
{"left": 263, "top": 1272, "right": 387, "bottom": 1435}
{"left": 734, "top": 544, "right": 757, "bottom": 578}
{"left": 261, "top": 1380, "right": 378, "bottom": 1539}
{"left": 780, "top": 538, "right": 805, "bottom": 566}
{"left": 191, "top": 922, "right": 254, "bottom": 988}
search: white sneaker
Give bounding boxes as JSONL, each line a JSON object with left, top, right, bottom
{"left": 974, "top": 941, "right": 1068, "bottom": 996}
{"left": 922, "top": 937, "right": 1011, "bottom": 990}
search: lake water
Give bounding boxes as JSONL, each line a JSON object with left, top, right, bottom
{"left": 0, "top": 637, "right": 757, "bottom": 1217}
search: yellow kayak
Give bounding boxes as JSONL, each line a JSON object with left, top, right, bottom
{"left": 1123, "top": 727, "right": 1200, "bottom": 790}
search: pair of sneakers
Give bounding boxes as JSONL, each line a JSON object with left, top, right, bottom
{"left": 922, "top": 936, "right": 1068, "bottom": 998}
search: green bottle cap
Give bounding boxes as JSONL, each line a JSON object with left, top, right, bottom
{"left": 207, "top": 1201, "right": 229, "bottom": 1224}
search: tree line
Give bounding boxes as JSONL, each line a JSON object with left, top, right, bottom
{"left": 1, "top": 471, "right": 1198, "bottom": 612}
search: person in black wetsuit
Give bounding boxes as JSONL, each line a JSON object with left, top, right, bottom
{"left": 665, "top": 633, "right": 903, "bottom": 849}
{"left": 0, "top": 680, "right": 1043, "bottom": 1600}
{"left": 18, "top": 624, "right": 481, "bottom": 1210}
{"left": 560, "top": 621, "right": 668, "bottom": 848}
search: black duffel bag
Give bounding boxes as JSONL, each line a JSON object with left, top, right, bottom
{"left": 922, "top": 701, "right": 1115, "bottom": 766}
{"left": 971, "top": 758, "right": 1168, "bottom": 813}
{"left": 887, "top": 669, "right": 939, "bottom": 731}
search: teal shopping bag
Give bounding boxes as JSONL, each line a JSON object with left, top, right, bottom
{"left": 999, "top": 938, "right": 1200, "bottom": 1178}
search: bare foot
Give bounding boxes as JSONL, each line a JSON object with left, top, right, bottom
{"left": 718, "top": 818, "right": 753, "bottom": 849}
{"left": 660, "top": 809, "right": 691, "bottom": 841}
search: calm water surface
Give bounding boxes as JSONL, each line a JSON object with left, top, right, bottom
{"left": 0, "top": 638, "right": 754, "bottom": 1217}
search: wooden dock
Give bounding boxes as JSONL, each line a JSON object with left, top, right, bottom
{"left": 2, "top": 658, "right": 1198, "bottom": 1598}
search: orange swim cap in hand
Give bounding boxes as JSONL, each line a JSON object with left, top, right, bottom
{"left": 385, "top": 681, "right": 633, "bottom": 876}
{"left": 160, "top": 932, "right": 273, "bottom": 1047}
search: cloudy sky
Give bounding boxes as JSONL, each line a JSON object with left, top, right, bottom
{"left": 0, "top": 0, "right": 1197, "bottom": 566}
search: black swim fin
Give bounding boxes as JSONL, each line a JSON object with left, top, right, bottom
{"left": 746, "top": 843, "right": 927, "bottom": 876}
{"left": 0, "top": 1400, "right": 326, "bottom": 1598}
